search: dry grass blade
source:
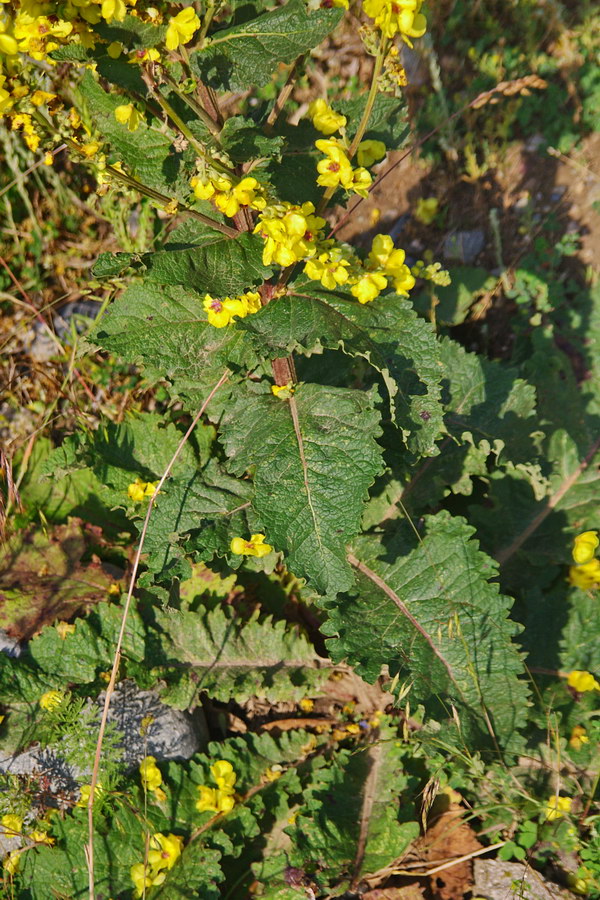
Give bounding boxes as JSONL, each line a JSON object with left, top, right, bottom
{"left": 85, "top": 368, "right": 230, "bottom": 900}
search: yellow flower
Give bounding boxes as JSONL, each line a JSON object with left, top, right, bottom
{"left": 29, "top": 829, "right": 55, "bottom": 845}
{"left": 304, "top": 247, "right": 351, "bottom": 290}
{"left": 569, "top": 725, "right": 589, "bottom": 751}
{"left": 203, "top": 293, "right": 250, "bottom": 328}
{"left": 39, "top": 690, "right": 64, "bottom": 711}
{"left": 139, "top": 756, "right": 163, "bottom": 793}
{"left": 107, "top": 41, "right": 122, "bottom": 58}
{"left": 230, "top": 534, "right": 272, "bottom": 557}
{"left": 567, "top": 670, "right": 600, "bottom": 693}
{"left": 147, "top": 832, "right": 183, "bottom": 872}
{"left": 165, "top": 7, "right": 200, "bottom": 51}
{"left": 101, "top": 0, "right": 127, "bottom": 22}
{"left": 56, "top": 621, "right": 76, "bottom": 639}
{"left": 30, "top": 90, "right": 56, "bottom": 108}
{"left": 127, "top": 479, "right": 158, "bottom": 502}
{"left": 367, "top": 234, "right": 415, "bottom": 294}
{"left": 544, "top": 795, "right": 572, "bottom": 821}
{"left": 299, "top": 698, "right": 314, "bottom": 712}
{"left": 211, "top": 760, "right": 236, "bottom": 793}
{"left": 308, "top": 99, "right": 347, "bottom": 136}
{"left": 213, "top": 176, "right": 266, "bottom": 218}
{"left": 572, "top": 530, "right": 599, "bottom": 565}
{"left": 196, "top": 784, "right": 219, "bottom": 813}
{"left": 254, "top": 202, "right": 325, "bottom": 268}
{"left": 195, "top": 785, "right": 235, "bottom": 813}
{"left": 43, "top": 151, "right": 54, "bottom": 166}
{"left": 191, "top": 175, "right": 215, "bottom": 200}
{"left": 114, "top": 103, "right": 141, "bottom": 132}
{"left": 569, "top": 558, "right": 600, "bottom": 589}
{"left": 1, "top": 814, "right": 23, "bottom": 835}
{"left": 0, "top": 22, "right": 18, "bottom": 56}
{"left": 350, "top": 271, "right": 388, "bottom": 303}
{"left": 356, "top": 140, "right": 387, "bottom": 167}
{"left": 415, "top": 197, "right": 439, "bottom": 225}
{"left": 363, "top": 0, "right": 427, "bottom": 42}
{"left": 3, "top": 850, "right": 20, "bottom": 876}
{"left": 316, "top": 138, "right": 354, "bottom": 189}
{"left": 271, "top": 382, "right": 294, "bottom": 398}
{"left": 76, "top": 783, "right": 103, "bottom": 808}
{"left": 264, "top": 765, "right": 283, "bottom": 782}
{"left": 349, "top": 166, "right": 373, "bottom": 198}
{"left": 131, "top": 862, "right": 153, "bottom": 898}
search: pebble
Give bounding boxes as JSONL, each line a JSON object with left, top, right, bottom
{"left": 443, "top": 228, "right": 485, "bottom": 263}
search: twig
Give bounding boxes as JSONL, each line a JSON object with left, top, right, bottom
{"left": 390, "top": 839, "right": 506, "bottom": 877}
{"left": 85, "top": 369, "right": 230, "bottom": 900}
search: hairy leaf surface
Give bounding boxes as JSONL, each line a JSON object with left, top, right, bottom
{"left": 323, "top": 511, "right": 529, "bottom": 752}
{"left": 192, "top": 0, "right": 342, "bottom": 90}
{"left": 221, "top": 383, "right": 383, "bottom": 595}
{"left": 240, "top": 290, "right": 444, "bottom": 455}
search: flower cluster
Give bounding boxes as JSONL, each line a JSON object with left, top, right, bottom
{"left": 254, "top": 201, "right": 326, "bottom": 267}
{"left": 1, "top": 814, "right": 55, "bottom": 876}
{"left": 203, "top": 290, "right": 261, "bottom": 328}
{"left": 363, "top": 0, "right": 427, "bottom": 44}
{"left": 0, "top": 2, "right": 197, "bottom": 66}
{"left": 315, "top": 137, "right": 373, "bottom": 197}
{"left": 230, "top": 534, "right": 272, "bottom": 558}
{"left": 569, "top": 530, "right": 600, "bottom": 590}
{"left": 130, "top": 832, "right": 183, "bottom": 897}
{"left": 196, "top": 760, "right": 238, "bottom": 814}
{"left": 191, "top": 172, "right": 267, "bottom": 219}
{"left": 127, "top": 478, "right": 158, "bottom": 502}
{"left": 139, "top": 756, "right": 167, "bottom": 803}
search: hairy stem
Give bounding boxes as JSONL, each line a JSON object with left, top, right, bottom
{"left": 160, "top": 68, "right": 222, "bottom": 138}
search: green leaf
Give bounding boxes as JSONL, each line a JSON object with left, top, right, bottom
{"left": 94, "top": 13, "right": 166, "bottom": 48}
{"left": 92, "top": 250, "right": 136, "bottom": 278}
{"left": 285, "top": 725, "right": 418, "bottom": 889}
{"left": 220, "top": 383, "right": 383, "bottom": 596}
{"left": 91, "top": 283, "right": 258, "bottom": 402}
{"left": 241, "top": 290, "right": 444, "bottom": 455}
{"left": 141, "top": 232, "right": 271, "bottom": 295}
{"left": 192, "top": 0, "right": 343, "bottom": 91}
{"left": 221, "top": 115, "right": 284, "bottom": 163}
{"left": 323, "top": 510, "right": 530, "bottom": 753}
{"left": 150, "top": 606, "right": 328, "bottom": 706}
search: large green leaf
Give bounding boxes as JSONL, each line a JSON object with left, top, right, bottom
{"left": 323, "top": 511, "right": 530, "bottom": 754}
{"left": 220, "top": 383, "right": 383, "bottom": 596}
{"left": 240, "top": 289, "right": 444, "bottom": 455}
{"left": 287, "top": 731, "right": 419, "bottom": 889}
{"left": 151, "top": 606, "right": 328, "bottom": 706}
{"left": 192, "top": 0, "right": 343, "bottom": 90}
{"left": 91, "top": 283, "right": 258, "bottom": 402}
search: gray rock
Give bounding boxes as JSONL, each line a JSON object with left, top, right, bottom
{"left": 53, "top": 299, "right": 102, "bottom": 339}
{"left": 0, "top": 629, "right": 22, "bottom": 658}
{"left": 443, "top": 228, "right": 486, "bottom": 263}
{"left": 101, "top": 680, "right": 201, "bottom": 767}
{"left": 473, "top": 858, "right": 570, "bottom": 900}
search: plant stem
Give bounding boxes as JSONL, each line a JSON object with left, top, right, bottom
{"left": 348, "top": 37, "right": 388, "bottom": 159}
{"left": 160, "top": 67, "right": 221, "bottom": 138}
